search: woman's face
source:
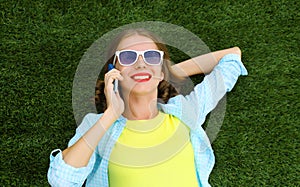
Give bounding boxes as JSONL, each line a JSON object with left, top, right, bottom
{"left": 115, "top": 34, "right": 164, "bottom": 96}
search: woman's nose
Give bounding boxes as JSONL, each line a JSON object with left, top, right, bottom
{"left": 135, "top": 55, "right": 146, "bottom": 68}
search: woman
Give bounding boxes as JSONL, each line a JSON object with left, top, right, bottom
{"left": 48, "top": 28, "right": 247, "bottom": 187}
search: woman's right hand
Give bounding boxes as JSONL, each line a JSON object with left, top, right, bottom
{"left": 104, "top": 69, "right": 124, "bottom": 121}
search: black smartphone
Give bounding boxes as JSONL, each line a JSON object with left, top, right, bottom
{"left": 108, "top": 64, "right": 118, "bottom": 92}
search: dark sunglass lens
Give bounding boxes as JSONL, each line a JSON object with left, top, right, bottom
{"left": 119, "top": 51, "right": 137, "bottom": 65}
{"left": 144, "top": 51, "right": 161, "bottom": 65}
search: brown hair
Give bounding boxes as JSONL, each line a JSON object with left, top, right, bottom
{"left": 95, "top": 28, "right": 183, "bottom": 113}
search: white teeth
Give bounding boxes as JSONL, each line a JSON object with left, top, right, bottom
{"left": 133, "top": 75, "right": 150, "bottom": 80}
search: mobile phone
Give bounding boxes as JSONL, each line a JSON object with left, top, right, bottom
{"left": 108, "top": 64, "right": 118, "bottom": 92}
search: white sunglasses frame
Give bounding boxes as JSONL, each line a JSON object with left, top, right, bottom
{"left": 113, "top": 49, "right": 164, "bottom": 66}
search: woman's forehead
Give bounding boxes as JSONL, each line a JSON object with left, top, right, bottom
{"left": 117, "top": 35, "right": 158, "bottom": 51}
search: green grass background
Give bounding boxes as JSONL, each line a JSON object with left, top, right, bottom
{"left": 1, "top": 0, "right": 299, "bottom": 186}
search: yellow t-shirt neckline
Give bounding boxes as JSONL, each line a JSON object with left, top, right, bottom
{"left": 125, "top": 111, "right": 166, "bottom": 132}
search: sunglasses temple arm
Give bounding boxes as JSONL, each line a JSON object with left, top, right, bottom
{"left": 112, "top": 54, "right": 117, "bottom": 66}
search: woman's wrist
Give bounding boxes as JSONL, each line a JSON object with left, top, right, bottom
{"left": 102, "top": 107, "right": 120, "bottom": 128}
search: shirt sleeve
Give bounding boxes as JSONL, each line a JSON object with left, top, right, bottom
{"left": 170, "top": 54, "right": 248, "bottom": 129}
{"left": 47, "top": 113, "right": 101, "bottom": 187}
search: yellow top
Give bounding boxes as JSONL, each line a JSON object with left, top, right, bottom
{"left": 108, "top": 112, "right": 199, "bottom": 187}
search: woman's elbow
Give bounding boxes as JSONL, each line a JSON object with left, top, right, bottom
{"left": 232, "top": 47, "right": 242, "bottom": 57}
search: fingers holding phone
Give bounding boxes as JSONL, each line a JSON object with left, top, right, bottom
{"left": 104, "top": 66, "right": 124, "bottom": 119}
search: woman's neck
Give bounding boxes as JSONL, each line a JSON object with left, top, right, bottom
{"left": 122, "top": 92, "right": 159, "bottom": 120}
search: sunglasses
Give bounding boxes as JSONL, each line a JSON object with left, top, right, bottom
{"left": 113, "top": 49, "right": 164, "bottom": 66}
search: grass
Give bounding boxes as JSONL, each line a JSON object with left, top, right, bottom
{"left": 1, "top": 0, "right": 299, "bottom": 186}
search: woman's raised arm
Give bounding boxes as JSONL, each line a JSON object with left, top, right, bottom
{"left": 172, "top": 47, "right": 241, "bottom": 77}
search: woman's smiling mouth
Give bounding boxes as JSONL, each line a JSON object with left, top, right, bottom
{"left": 131, "top": 73, "right": 152, "bottom": 82}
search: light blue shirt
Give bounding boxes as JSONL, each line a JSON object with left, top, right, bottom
{"left": 48, "top": 54, "right": 248, "bottom": 187}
